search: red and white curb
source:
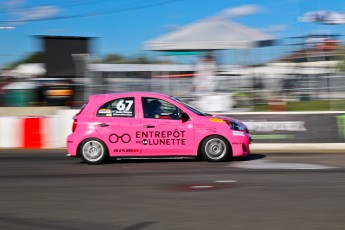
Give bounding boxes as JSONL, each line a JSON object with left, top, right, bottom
{"left": 0, "top": 110, "right": 78, "bottom": 149}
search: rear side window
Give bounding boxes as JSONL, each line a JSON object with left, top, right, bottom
{"left": 97, "top": 97, "right": 135, "bottom": 117}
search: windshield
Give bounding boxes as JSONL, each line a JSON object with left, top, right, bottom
{"left": 170, "top": 96, "right": 210, "bottom": 116}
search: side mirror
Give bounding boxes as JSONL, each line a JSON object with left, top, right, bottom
{"left": 180, "top": 112, "right": 190, "bottom": 122}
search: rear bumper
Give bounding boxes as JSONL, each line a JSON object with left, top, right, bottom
{"left": 66, "top": 134, "right": 78, "bottom": 157}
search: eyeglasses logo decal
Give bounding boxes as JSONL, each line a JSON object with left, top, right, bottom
{"left": 109, "top": 134, "right": 131, "bottom": 143}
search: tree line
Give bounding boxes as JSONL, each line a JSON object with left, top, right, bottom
{"left": 2, "top": 52, "right": 169, "bottom": 70}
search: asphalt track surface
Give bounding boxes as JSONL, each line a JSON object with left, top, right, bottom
{"left": 0, "top": 150, "right": 344, "bottom": 230}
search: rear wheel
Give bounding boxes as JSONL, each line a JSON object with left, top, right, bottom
{"left": 200, "top": 135, "right": 231, "bottom": 162}
{"left": 80, "top": 139, "right": 108, "bottom": 164}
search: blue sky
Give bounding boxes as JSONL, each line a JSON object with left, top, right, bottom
{"left": 0, "top": 0, "right": 345, "bottom": 68}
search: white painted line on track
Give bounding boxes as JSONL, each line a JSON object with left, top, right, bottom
{"left": 229, "top": 160, "right": 335, "bottom": 170}
{"left": 190, "top": 186, "right": 214, "bottom": 189}
{"left": 214, "top": 180, "right": 238, "bottom": 183}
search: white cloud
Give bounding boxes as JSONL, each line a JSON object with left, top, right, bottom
{"left": 10, "top": 6, "right": 61, "bottom": 21}
{"left": 218, "top": 5, "right": 263, "bottom": 19}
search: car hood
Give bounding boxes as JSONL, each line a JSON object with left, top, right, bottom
{"left": 208, "top": 114, "right": 248, "bottom": 129}
{"left": 211, "top": 114, "right": 242, "bottom": 123}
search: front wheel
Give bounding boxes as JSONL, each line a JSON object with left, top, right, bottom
{"left": 80, "top": 139, "right": 108, "bottom": 164}
{"left": 200, "top": 135, "right": 231, "bottom": 162}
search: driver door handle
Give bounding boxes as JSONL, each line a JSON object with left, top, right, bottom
{"left": 144, "top": 125, "right": 155, "bottom": 128}
{"left": 98, "top": 123, "right": 109, "bottom": 127}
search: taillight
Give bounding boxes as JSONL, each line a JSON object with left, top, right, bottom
{"left": 72, "top": 119, "right": 77, "bottom": 132}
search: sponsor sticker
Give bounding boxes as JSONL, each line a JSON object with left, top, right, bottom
{"left": 233, "top": 130, "right": 245, "bottom": 136}
{"left": 210, "top": 118, "right": 223, "bottom": 123}
{"left": 137, "top": 130, "right": 186, "bottom": 145}
{"left": 98, "top": 109, "right": 111, "bottom": 114}
{"left": 114, "top": 149, "right": 139, "bottom": 153}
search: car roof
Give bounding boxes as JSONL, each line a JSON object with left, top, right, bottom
{"left": 88, "top": 91, "right": 172, "bottom": 101}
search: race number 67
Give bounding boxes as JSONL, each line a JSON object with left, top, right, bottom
{"left": 116, "top": 99, "right": 133, "bottom": 111}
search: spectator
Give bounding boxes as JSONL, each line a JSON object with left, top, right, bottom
{"left": 193, "top": 54, "right": 217, "bottom": 96}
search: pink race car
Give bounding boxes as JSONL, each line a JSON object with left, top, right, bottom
{"left": 67, "top": 92, "right": 251, "bottom": 164}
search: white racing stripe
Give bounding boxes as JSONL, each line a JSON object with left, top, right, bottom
{"left": 230, "top": 160, "right": 335, "bottom": 170}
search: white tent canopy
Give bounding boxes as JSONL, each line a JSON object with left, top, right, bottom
{"left": 7, "top": 63, "right": 46, "bottom": 78}
{"left": 144, "top": 17, "right": 274, "bottom": 51}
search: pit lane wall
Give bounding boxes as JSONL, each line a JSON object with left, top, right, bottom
{"left": 0, "top": 110, "right": 344, "bottom": 149}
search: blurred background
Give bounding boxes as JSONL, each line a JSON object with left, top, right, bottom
{"left": 1, "top": 3, "right": 345, "bottom": 229}
{"left": 0, "top": 0, "right": 345, "bottom": 113}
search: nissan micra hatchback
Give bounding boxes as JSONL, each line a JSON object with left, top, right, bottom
{"left": 67, "top": 92, "right": 251, "bottom": 164}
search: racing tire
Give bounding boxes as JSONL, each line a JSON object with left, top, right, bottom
{"left": 200, "top": 135, "right": 231, "bottom": 162}
{"left": 80, "top": 138, "right": 109, "bottom": 164}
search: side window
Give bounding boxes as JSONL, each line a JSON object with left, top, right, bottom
{"left": 142, "top": 97, "right": 181, "bottom": 120}
{"left": 97, "top": 97, "right": 134, "bottom": 117}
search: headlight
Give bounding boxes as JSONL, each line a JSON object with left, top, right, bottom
{"left": 230, "top": 121, "right": 246, "bottom": 131}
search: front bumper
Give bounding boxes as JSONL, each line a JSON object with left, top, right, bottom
{"left": 230, "top": 133, "right": 251, "bottom": 157}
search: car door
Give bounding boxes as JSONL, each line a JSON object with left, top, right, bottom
{"left": 138, "top": 97, "right": 194, "bottom": 156}
{"left": 94, "top": 96, "right": 142, "bottom": 156}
